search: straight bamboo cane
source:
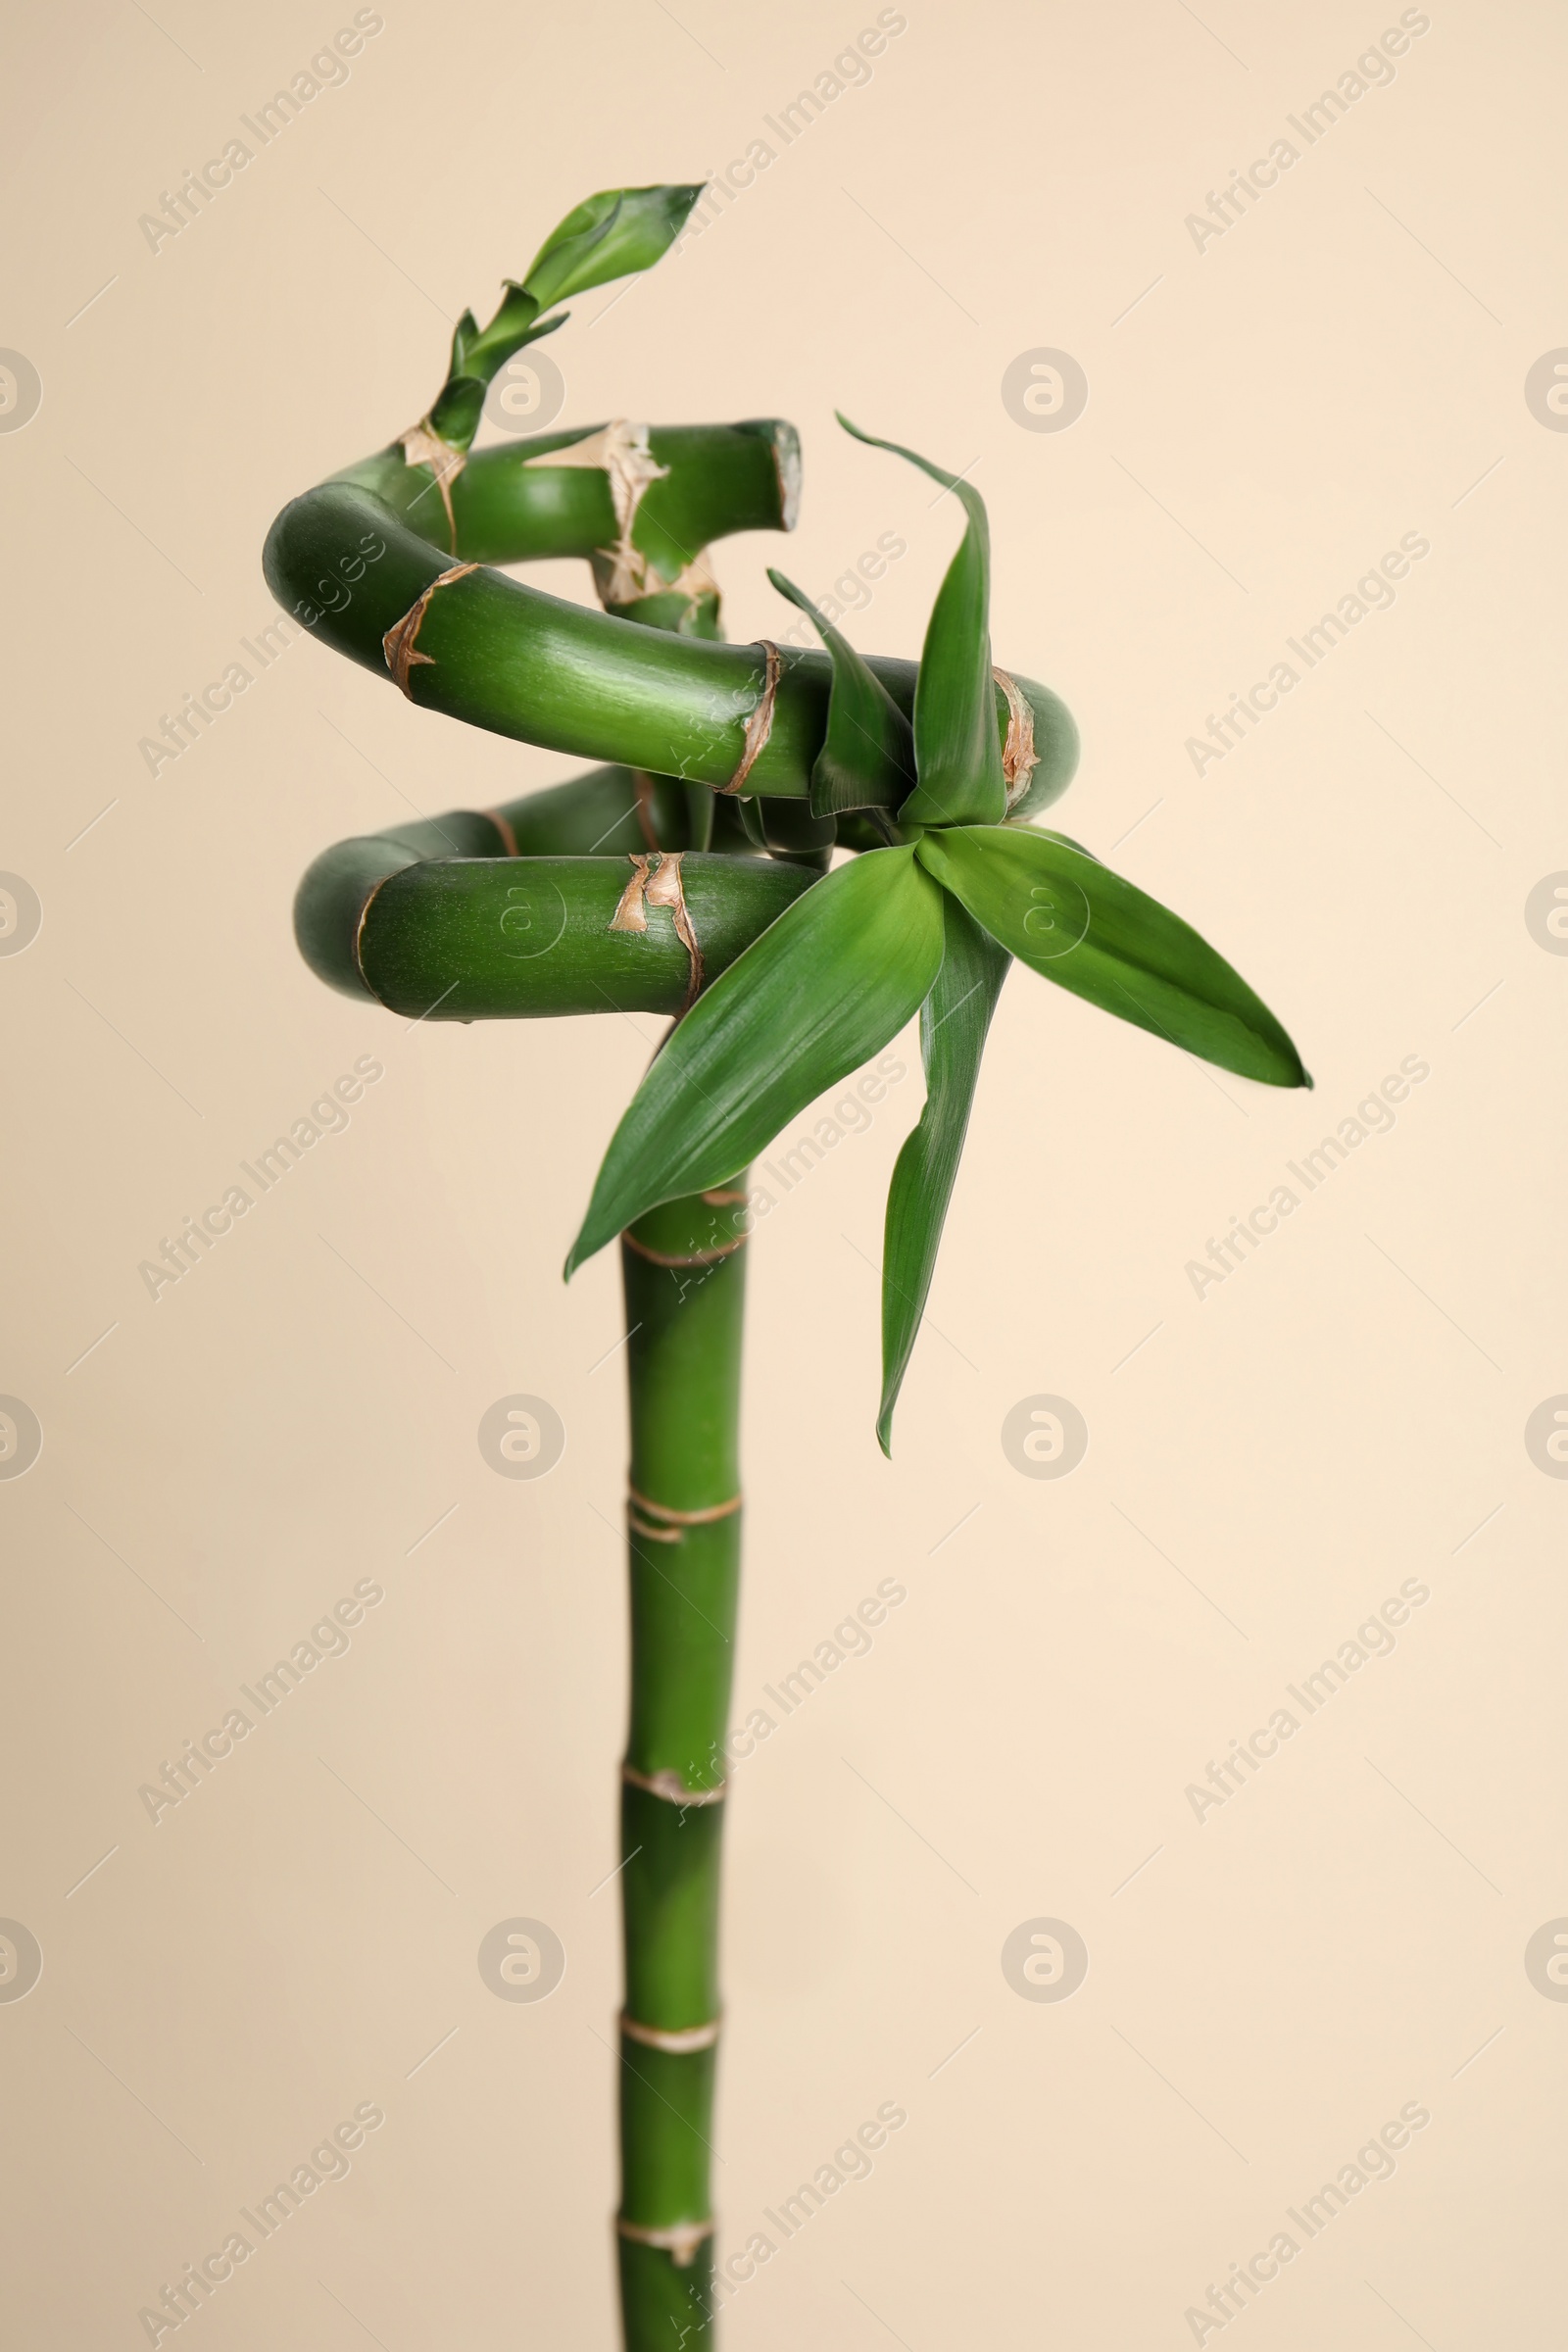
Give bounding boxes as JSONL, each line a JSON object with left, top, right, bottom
{"left": 615, "top": 1184, "right": 748, "bottom": 2345}
{"left": 600, "top": 485, "right": 755, "bottom": 2351}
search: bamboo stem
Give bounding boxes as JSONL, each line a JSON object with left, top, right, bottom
{"left": 263, "top": 481, "right": 1078, "bottom": 815}
{"left": 334, "top": 417, "right": 799, "bottom": 609}
{"left": 293, "top": 829, "right": 812, "bottom": 1012}
{"left": 616, "top": 1177, "right": 748, "bottom": 2348}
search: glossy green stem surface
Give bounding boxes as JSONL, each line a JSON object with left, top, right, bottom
{"left": 294, "top": 820, "right": 811, "bottom": 1013}
{"left": 336, "top": 418, "right": 798, "bottom": 612}
{"left": 262, "top": 482, "right": 1078, "bottom": 815}
{"left": 617, "top": 1186, "right": 748, "bottom": 2348}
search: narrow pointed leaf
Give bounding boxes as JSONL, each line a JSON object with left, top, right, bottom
{"left": 567, "top": 848, "right": 945, "bottom": 1272}
{"left": 837, "top": 415, "right": 1005, "bottom": 828}
{"left": 878, "top": 897, "right": 1009, "bottom": 1455}
{"left": 915, "top": 826, "right": 1310, "bottom": 1089}
{"left": 767, "top": 567, "right": 915, "bottom": 815}
{"left": 522, "top": 183, "right": 705, "bottom": 312}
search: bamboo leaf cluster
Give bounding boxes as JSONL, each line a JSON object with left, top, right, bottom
{"left": 268, "top": 183, "right": 1308, "bottom": 1443}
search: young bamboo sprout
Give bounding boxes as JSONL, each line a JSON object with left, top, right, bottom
{"left": 266, "top": 180, "right": 1309, "bottom": 2349}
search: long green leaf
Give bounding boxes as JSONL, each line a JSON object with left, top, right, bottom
{"left": 837, "top": 416, "right": 1005, "bottom": 829}
{"left": 878, "top": 897, "right": 1009, "bottom": 1455}
{"left": 916, "top": 826, "right": 1310, "bottom": 1089}
{"left": 566, "top": 847, "right": 945, "bottom": 1272}
{"left": 522, "top": 183, "right": 706, "bottom": 312}
{"left": 766, "top": 567, "right": 915, "bottom": 815}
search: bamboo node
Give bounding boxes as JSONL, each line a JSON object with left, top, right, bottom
{"left": 615, "top": 2215, "right": 715, "bottom": 2268}
{"left": 398, "top": 419, "right": 466, "bottom": 551}
{"left": 621, "top": 1762, "right": 727, "bottom": 1807}
{"left": 619, "top": 2011, "right": 722, "bottom": 2053}
{"left": 627, "top": 1487, "right": 743, "bottom": 1526}
{"left": 627, "top": 1510, "right": 682, "bottom": 1544}
{"left": 994, "top": 664, "right": 1039, "bottom": 808}
{"left": 382, "top": 564, "right": 479, "bottom": 696}
{"left": 718, "top": 640, "right": 781, "bottom": 795}
{"left": 644, "top": 850, "right": 705, "bottom": 1008}
{"left": 525, "top": 419, "right": 670, "bottom": 605}
{"left": 610, "top": 853, "right": 654, "bottom": 934}
{"left": 620, "top": 1227, "right": 748, "bottom": 1268}
{"left": 607, "top": 851, "right": 705, "bottom": 1008}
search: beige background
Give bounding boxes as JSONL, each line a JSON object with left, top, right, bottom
{"left": 3, "top": 0, "right": 1563, "bottom": 2343}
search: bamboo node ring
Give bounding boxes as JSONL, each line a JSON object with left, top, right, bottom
{"left": 718, "top": 640, "right": 781, "bottom": 795}
{"left": 619, "top": 2012, "right": 722, "bottom": 2053}
{"left": 620, "top": 1227, "right": 748, "bottom": 1267}
{"left": 994, "top": 663, "right": 1039, "bottom": 808}
{"left": 383, "top": 563, "right": 480, "bottom": 695}
{"left": 621, "top": 1763, "right": 727, "bottom": 1806}
{"left": 615, "top": 2215, "right": 715, "bottom": 2268}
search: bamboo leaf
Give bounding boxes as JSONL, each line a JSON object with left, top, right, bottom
{"left": 878, "top": 897, "right": 1009, "bottom": 1455}
{"left": 915, "top": 825, "right": 1310, "bottom": 1088}
{"left": 566, "top": 847, "right": 945, "bottom": 1272}
{"left": 521, "top": 183, "right": 706, "bottom": 312}
{"left": 766, "top": 568, "right": 916, "bottom": 815}
{"left": 426, "top": 188, "right": 702, "bottom": 450}
{"left": 837, "top": 416, "right": 1005, "bottom": 829}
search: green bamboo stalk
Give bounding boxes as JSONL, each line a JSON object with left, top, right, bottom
{"left": 615, "top": 1184, "right": 748, "bottom": 2346}
{"left": 335, "top": 417, "right": 799, "bottom": 631}
{"left": 294, "top": 824, "right": 810, "bottom": 1011}
{"left": 597, "top": 442, "right": 759, "bottom": 2350}
{"left": 262, "top": 481, "right": 1078, "bottom": 817}
{"left": 275, "top": 187, "right": 1309, "bottom": 2352}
